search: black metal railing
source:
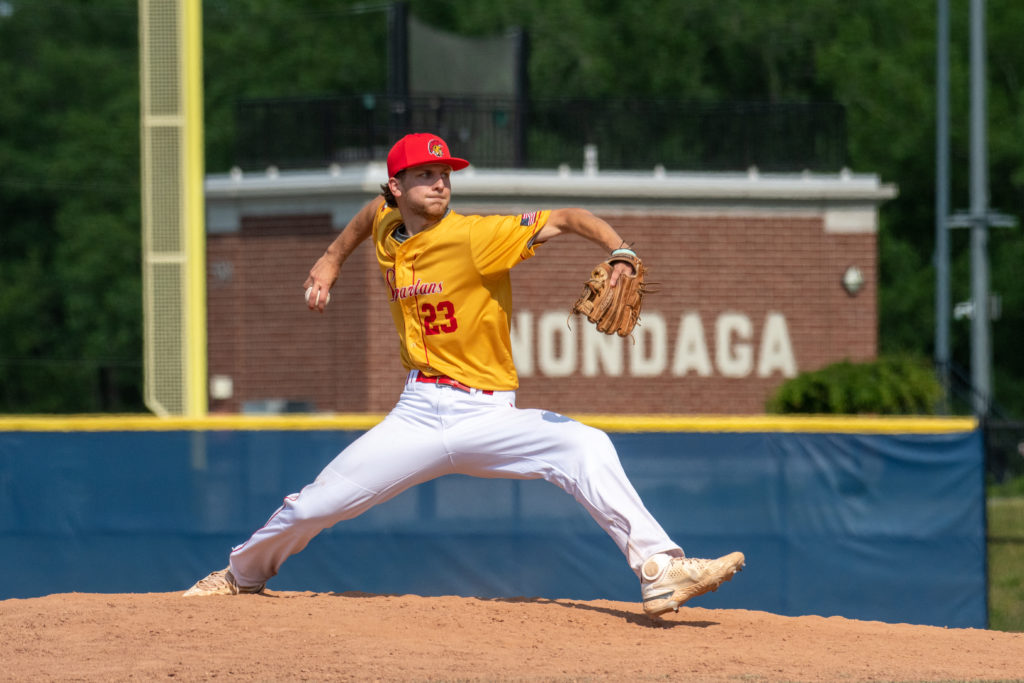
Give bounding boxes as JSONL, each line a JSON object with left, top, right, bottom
{"left": 233, "top": 94, "right": 847, "bottom": 173}
{"left": 985, "top": 418, "right": 1024, "bottom": 483}
{"left": 940, "top": 360, "right": 1024, "bottom": 483}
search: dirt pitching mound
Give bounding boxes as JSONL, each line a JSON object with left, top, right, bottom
{"left": 3, "top": 591, "right": 1023, "bottom": 681}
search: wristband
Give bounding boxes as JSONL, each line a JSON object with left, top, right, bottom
{"left": 611, "top": 248, "right": 637, "bottom": 259}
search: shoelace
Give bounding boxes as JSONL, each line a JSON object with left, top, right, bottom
{"left": 675, "top": 557, "right": 711, "bottom": 569}
{"left": 196, "top": 570, "right": 233, "bottom": 589}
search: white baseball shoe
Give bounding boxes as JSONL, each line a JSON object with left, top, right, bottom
{"left": 183, "top": 567, "right": 265, "bottom": 597}
{"left": 640, "top": 551, "right": 745, "bottom": 617}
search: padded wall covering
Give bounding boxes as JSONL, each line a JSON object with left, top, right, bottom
{"left": 0, "top": 426, "right": 984, "bottom": 627}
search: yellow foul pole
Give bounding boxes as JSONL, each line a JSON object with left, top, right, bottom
{"left": 182, "top": 0, "right": 207, "bottom": 417}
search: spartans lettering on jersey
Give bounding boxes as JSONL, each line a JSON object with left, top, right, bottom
{"left": 510, "top": 311, "right": 798, "bottom": 379}
{"left": 385, "top": 268, "right": 444, "bottom": 302}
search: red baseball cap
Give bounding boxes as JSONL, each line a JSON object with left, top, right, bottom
{"left": 387, "top": 133, "right": 470, "bottom": 177}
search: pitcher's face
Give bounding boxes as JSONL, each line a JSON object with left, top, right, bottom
{"left": 391, "top": 163, "right": 452, "bottom": 223}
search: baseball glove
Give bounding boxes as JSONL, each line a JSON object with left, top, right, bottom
{"left": 571, "top": 251, "right": 648, "bottom": 337}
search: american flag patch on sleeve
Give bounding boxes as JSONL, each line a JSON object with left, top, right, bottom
{"left": 520, "top": 211, "right": 539, "bottom": 226}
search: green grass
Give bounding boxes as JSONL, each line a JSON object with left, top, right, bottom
{"left": 987, "top": 491, "right": 1024, "bottom": 632}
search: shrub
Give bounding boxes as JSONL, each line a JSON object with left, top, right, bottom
{"left": 766, "top": 355, "right": 943, "bottom": 415}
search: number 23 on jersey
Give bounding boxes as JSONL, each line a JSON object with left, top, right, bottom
{"left": 422, "top": 301, "right": 457, "bottom": 335}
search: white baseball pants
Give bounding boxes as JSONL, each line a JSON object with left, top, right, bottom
{"left": 229, "top": 371, "right": 681, "bottom": 588}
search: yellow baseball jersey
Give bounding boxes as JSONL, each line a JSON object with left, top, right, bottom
{"left": 373, "top": 203, "right": 550, "bottom": 390}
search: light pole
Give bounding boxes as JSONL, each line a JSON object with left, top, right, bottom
{"left": 950, "top": 0, "right": 1016, "bottom": 417}
{"left": 969, "top": 0, "right": 991, "bottom": 417}
{"left": 935, "top": 0, "right": 951, "bottom": 413}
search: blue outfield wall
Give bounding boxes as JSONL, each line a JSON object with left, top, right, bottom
{"left": 0, "top": 415, "right": 984, "bottom": 628}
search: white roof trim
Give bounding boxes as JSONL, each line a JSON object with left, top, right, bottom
{"left": 205, "top": 163, "right": 898, "bottom": 204}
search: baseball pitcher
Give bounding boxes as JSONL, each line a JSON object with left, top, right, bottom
{"left": 184, "top": 133, "right": 744, "bottom": 618}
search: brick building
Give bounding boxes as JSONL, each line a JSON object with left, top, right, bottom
{"left": 204, "top": 163, "right": 895, "bottom": 415}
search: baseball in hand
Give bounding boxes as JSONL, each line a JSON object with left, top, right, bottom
{"left": 305, "top": 286, "right": 331, "bottom": 306}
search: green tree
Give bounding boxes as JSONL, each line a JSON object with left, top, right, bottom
{"left": 813, "top": 0, "right": 1024, "bottom": 415}
{"left": 0, "top": 0, "right": 141, "bottom": 411}
{"left": 202, "top": 0, "right": 387, "bottom": 170}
